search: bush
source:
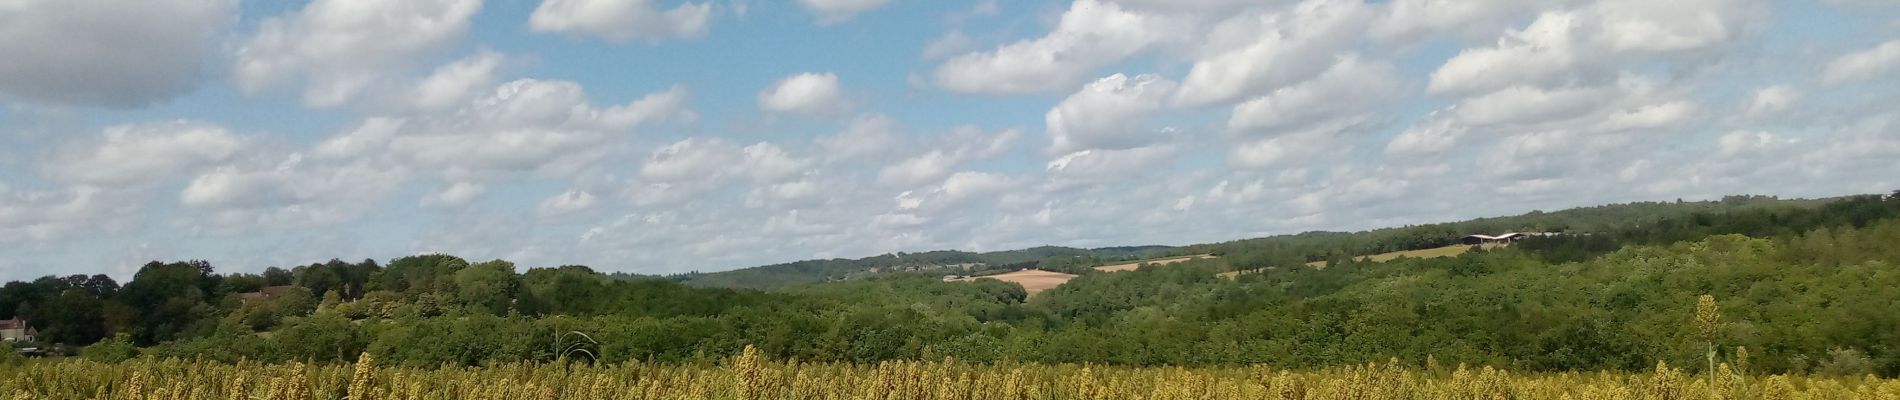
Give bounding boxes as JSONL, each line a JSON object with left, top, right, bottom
{"left": 80, "top": 333, "right": 139, "bottom": 363}
{"left": 1817, "top": 348, "right": 1875, "bottom": 376}
{"left": 0, "top": 343, "right": 24, "bottom": 366}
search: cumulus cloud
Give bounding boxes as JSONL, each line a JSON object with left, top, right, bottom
{"left": 537, "top": 189, "right": 599, "bottom": 216}
{"left": 818, "top": 114, "right": 902, "bottom": 161}
{"left": 318, "top": 81, "right": 694, "bottom": 179}
{"left": 1454, "top": 85, "right": 1617, "bottom": 127}
{"left": 933, "top": 0, "right": 1185, "bottom": 95}
{"left": 1228, "top": 124, "right": 1355, "bottom": 169}
{"left": 409, "top": 51, "right": 505, "bottom": 111}
{"left": 1370, "top": 0, "right": 1574, "bottom": 43}
{"left": 758, "top": 72, "right": 848, "bottom": 117}
{"left": 797, "top": 0, "right": 892, "bottom": 25}
{"left": 0, "top": 0, "right": 234, "bottom": 107}
{"left": 234, "top": 0, "right": 482, "bottom": 107}
{"left": 877, "top": 126, "right": 1019, "bottom": 187}
{"left": 1742, "top": 85, "right": 1801, "bottom": 116}
{"left": 179, "top": 154, "right": 411, "bottom": 230}
{"left": 1046, "top": 144, "right": 1179, "bottom": 183}
{"left": 43, "top": 121, "right": 246, "bottom": 185}
{"left": 0, "top": 185, "right": 139, "bottom": 244}
{"left": 1428, "top": 0, "right": 1764, "bottom": 96}
{"left": 1047, "top": 73, "right": 1179, "bottom": 155}
{"left": 422, "top": 182, "right": 486, "bottom": 208}
{"left": 529, "top": 0, "right": 713, "bottom": 42}
{"left": 1823, "top": 39, "right": 1900, "bottom": 84}
{"left": 1227, "top": 56, "right": 1404, "bottom": 133}
{"left": 1174, "top": 0, "right": 1374, "bottom": 106}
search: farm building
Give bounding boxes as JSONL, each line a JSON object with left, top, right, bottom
{"left": 236, "top": 285, "right": 300, "bottom": 304}
{"left": 1460, "top": 233, "right": 1528, "bottom": 245}
{"left": 1, "top": 317, "right": 37, "bottom": 343}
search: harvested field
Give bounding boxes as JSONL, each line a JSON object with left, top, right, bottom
{"left": 1093, "top": 254, "right": 1216, "bottom": 272}
{"left": 1302, "top": 243, "right": 1504, "bottom": 267}
{"left": 949, "top": 269, "right": 1078, "bottom": 295}
{"left": 1221, "top": 244, "right": 1502, "bottom": 278}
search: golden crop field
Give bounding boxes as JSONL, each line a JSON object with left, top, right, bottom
{"left": 3, "top": 347, "right": 1896, "bottom": 400}
{"left": 947, "top": 269, "right": 1077, "bottom": 296}
{"left": 1093, "top": 255, "right": 1216, "bottom": 272}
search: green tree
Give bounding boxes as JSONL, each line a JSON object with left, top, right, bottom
{"left": 454, "top": 260, "right": 520, "bottom": 315}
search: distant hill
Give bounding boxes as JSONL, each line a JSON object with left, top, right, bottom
{"left": 675, "top": 195, "right": 1839, "bottom": 289}
{"left": 672, "top": 245, "right": 1179, "bottom": 289}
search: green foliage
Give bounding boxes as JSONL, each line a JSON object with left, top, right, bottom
{"left": 5, "top": 192, "right": 1900, "bottom": 379}
{"left": 80, "top": 333, "right": 138, "bottom": 363}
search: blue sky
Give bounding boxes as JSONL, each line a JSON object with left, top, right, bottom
{"left": 3, "top": 0, "right": 1899, "bottom": 281}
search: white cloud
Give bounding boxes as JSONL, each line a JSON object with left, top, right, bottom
{"left": 642, "top": 137, "right": 744, "bottom": 183}
{"left": 319, "top": 80, "right": 693, "bottom": 179}
{"left": 44, "top": 121, "right": 246, "bottom": 185}
{"left": 0, "top": 0, "right": 234, "bottom": 107}
{"left": 1591, "top": 0, "right": 1761, "bottom": 53}
{"left": 1228, "top": 124, "right": 1353, "bottom": 169}
{"left": 1227, "top": 56, "right": 1403, "bottom": 133}
{"left": 234, "top": 0, "right": 482, "bottom": 107}
{"left": 537, "top": 189, "right": 599, "bottom": 216}
{"left": 1047, "top": 73, "right": 1179, "bottom": 155}
{"left": 1454, "top": 85, "right": 1616, "bottom": 127}
{"left": 877, "top": 150, "right": 957, "bottom": 187}
{"left": 876, "top": 126, "right": 1019, "bottom": 187}
{"left": 819, "top": 114, "right": 902, "bottom": 161}
{"left": 1370, "top": 0, "right": 1573, "bottom": 43}
{"left": 409, "top": 51, "right": 505, "bottom": 111}
{"left": 933, "top": 0, "right": 1185, "bottom": 95}
{"left": 1174, "top": 0, "right": 1374, "bottom": 106}
{"left": 1046, "top": 145, "right": 1179, "bottom": 183}
{"left": 922, "top": 30, "right": 975, "bottom": 60}
{"left": 1743, "top": 85, "right": 1800, "bottom": 116}
{"left": 640, "top": 138, "right": 814, "bottom": 186}
{"left": 529, "top": 0, "right": 713, "bottom": 42}
{"left": 0, "top": 185, "right": 138, "bottom": 244}
{"left": 740, "top": 143, "right": 816, "bottom": 184}
{"left": 1384, "top": 111, "right": 1467, "bottom": 159}
{"left": 1427, "top": 12, "right": 1586, "bottom": 96}
{"left": 758, "top": 72, "right": 847, "bottom": 117}
{"left": 1428, "top": 0, "right": 1763, "bottom": 95}
{"left": 179, "top": 154, "right": 411, "bottom": 230}
{"left": 797, "top": 0, "right": 891, "bottom": 25}
{"left": 423, "top": 182, "right": 486, "bottom": 208}
{"left": 1823, "top": 39, "right": 1900, "bottom": 85}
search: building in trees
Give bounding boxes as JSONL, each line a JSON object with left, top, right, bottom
{"left": 236, "top": 286, "right": 299, "bottom": 305}
{"left": 1460, "top": 232, "right": 1529, "bottom": 245}
{"left": 0, "top": 317, "right": 36, "bottom": 343}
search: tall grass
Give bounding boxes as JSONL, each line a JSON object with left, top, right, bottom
{"left": 4, "top": 346, "right": 1898, "bottom": 399}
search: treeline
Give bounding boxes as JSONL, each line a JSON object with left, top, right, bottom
{"left": 1186, "top": 195, "right": 1841, "bottom": 271}
{"left": 6, "top": 193, "right": 1900, "bottom": 377}
{"left": 673, "top": 245, "right": 1174, "bottom": 289}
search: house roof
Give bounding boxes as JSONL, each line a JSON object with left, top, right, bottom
{"left": 238, "top": 285, "right": 299, "bottom": 302}
{"left": 1463, "top": 233, "right": 1528, "bottom": 240}
{"left": 0, "top": 317, "right": 29, "bottom": 330}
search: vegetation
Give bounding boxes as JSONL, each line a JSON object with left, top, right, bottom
{"left": 4, "top": 348, "right": 1899, "bottom": 399}
{"left": 4, "top": 192, "right": 1900, "bottom": 398}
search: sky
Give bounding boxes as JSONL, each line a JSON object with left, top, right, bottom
{"left": 2, "top": 0, "right": 1899, "bottom": 281}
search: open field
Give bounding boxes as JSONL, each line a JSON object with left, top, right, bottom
{"left": 1221, "top": 244, "right": 1500, "bottom": 278}
{"left": 1300, "top": 244, "right": 1498, "bottom": 268}
{"left": 949, "top": 269, "right": 1078, "bottom": 295}
{"left": 5, "top": 350, "right": 1895, "bottom": 399}
{"left": 1092, "top": 254, "right": 1216, "bottom": 272}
